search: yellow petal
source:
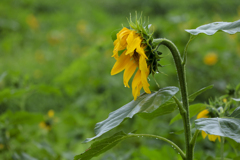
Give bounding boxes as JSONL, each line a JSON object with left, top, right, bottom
{"left": 116, "top": 27, "right": 130, "bottom": 39}
{"left": 138, "top": 56, "right": 151, "bottom": 93}
{"left": 111, "top": 51, "right": 130, "bottom": 75}
{"left": 201, "top": 131, "right": 207, "bottom": 139}
{"left": 208, "top": 134, "right": 218, "bottom": 142}
{"left": 118, "top": 28, "right": 131, "bottom": 47}
{"left": 132, "top": 70, "right": 142, "bottom": 100}
{"left": 123, "top": 60, "right": 137, "bottom": 88}
{"left": 141, "top": 71, "right": 151, "bottom": 93}
{"left": 139, "top": 55, "right": 148, "bottom": 72}
{"left": 197, "top": 109, "right": 209, "bottom": 119}
{"left": 217, "top": 136, "right": 221, "bottom": 142}
{"left": 112, "top": 40, "right": 121, "bottom": 59}
{"left": 135, "top": 83, "right": 142, "bottom": 100}
{"left": 126, "top": 32, "right": 141, "bottom": 55}
{"left": 136, "top": 45, "right": 148, "bottom": 59}
{"left": 112, "top": 28, "right": 131, "bottom": 59}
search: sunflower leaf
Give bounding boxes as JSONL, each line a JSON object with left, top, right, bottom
{"left": 188, "top": 85, "right": 214, "bottom": 102}
{"left": 170, "top": 103, "right": 207, "bottom": 125}
{"left": 84, "top": 86, "right": 179, "bottom": 143}
{"left": 195, "top": 118, "right": 240, "bottom": 143}
{"left": 230, "top": 107, "right": 240, "bottom": 118}
{"left": 138, "top": 101, "right": 177, "bottom": 120}
{"left": 232, "top": 98, "right": 240, "bottom": 102}
{"left": 185, "top": 19, "right": 240, "bottom": 35}
{"left": 74, "top": 131, "right": 129, "bottom": 160}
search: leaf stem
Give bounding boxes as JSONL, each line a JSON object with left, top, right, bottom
{"left": 129, "top": 133, "right": 186, "bottom": 160}
{"left": 190, "top": 130, "right": 199, "bottom": 147}
{"left": 182, "top": 35, "right": 195, "bottom": 66}
{"left": 221, "top": 137, "right": 225, "bottom": 160}
{"left": 172, "top": 96, "right": 186, "bottom": 115}
{"left": 159, "top": 38, "right": 193, "bottom": 160}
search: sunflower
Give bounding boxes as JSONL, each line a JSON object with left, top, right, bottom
{"left": 197, "top": 109, "right": 221, "bottom": 142}
{"left": 111, "top": 27, "right": 151, "bottom": 100}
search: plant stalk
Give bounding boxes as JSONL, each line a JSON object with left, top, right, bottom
{"left": 159, "top": 39, "right": 193, "bottom": 160}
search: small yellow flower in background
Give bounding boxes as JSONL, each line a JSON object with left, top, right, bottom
{"left": 203, "top": 52, "right": 218, "bottom": 66}
{"left": 197, "top": 109, "right": 221, "bottom": 142}
{"left": 0, "top": 144, "right": 4, "bottom": 150}
{"left": 223, "top": 98, "right": 227, "bottom": 103}
{"left": 111, "top": 27, "right": 151, "bottom": 100}
{"left": 39, "top": 121, "right": 47, "bottom": 129}
{"left": 39, "top": 121, "right": 51, "bottom": 131}
{"left": 48, "top": 109, "right": 54, "bottom": 118}
{"left": 39, "top": 109, "right": 56, "bottom": 131}
{"left": 26, "top": 14, "right": 39, "bottom": 30}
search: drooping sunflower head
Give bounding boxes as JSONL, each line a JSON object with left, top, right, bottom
{"left": 111, "top": 14, "right": 162, "bottom": 100}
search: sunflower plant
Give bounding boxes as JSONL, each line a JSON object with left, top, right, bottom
{"left": 74, "top": 14, "right": 240, "bottom": 160}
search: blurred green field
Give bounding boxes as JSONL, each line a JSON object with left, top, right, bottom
{"left": 0, "top": 0, "right": 240, "bottom": 159}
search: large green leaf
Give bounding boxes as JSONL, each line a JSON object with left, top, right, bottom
{"left": 84, "top": 86, "right": 179, "bottom": 143}
{"left": 185, "top": 19, "right": 240, "bottom": 35}
{"left": 170, "top": 103, "right": 206, "bottom": 124}
{"left": 138, "top": 101, "right": 177, "bottom": 120}
{"left": 230, "top": 107, "right": 240, "bottom": 118}
{"left": 74, "top": 131, "right": 129, "bottom": 160}
{"left": 188, "top": 85, "right": 213, "bottom": 102}
{"left": 195, "top": 118, "right": 240, "bottom": 143}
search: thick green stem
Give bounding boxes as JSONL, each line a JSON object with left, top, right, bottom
{"left": 129, "top": 134, "right": 186, "bottom": 160}
{"left": 159, "top": 39, "right": 193, "bottom": 160}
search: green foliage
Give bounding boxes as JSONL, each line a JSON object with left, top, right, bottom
{"left": 230, "top": 107, "right": 240, "bottom": 118}
{"left": 139, "top": 101, "right": 177, "bottom": 120}
{"left": 232, "top": 98, "right": 240, "bottom": 102}
{"left": 195, "top": 118, "right": 240, "bottom": 143}
{"left": 84, "top": 86, "right": 179, "bottom": 143}
{"left": 186, "top": 19, "right": 240, "bottom": 35}
{"left": 188, "top": 85, "right": 214, "bottom": 102}
{"left": 170, "top": 103, "right": 207, "bottom": 124}
{"left": 74, "top": 131, "right": 129, "bottom": 160}
{"left": 0, "top": 0, "right": 240, "bottom": 159}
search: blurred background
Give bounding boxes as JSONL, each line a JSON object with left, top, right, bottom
{"left": 0, "top": 0, "right": 240, "bottom": 159}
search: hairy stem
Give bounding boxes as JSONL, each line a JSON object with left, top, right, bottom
{"left": 159, "top": 38, "right": 193, "bottom": 160}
